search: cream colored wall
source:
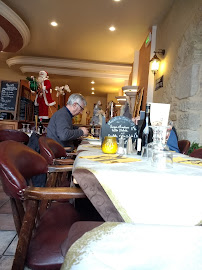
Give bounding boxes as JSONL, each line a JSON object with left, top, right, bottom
{"left": 0, "top": 67, "right": 26, "bottom": 81}
{"left": 154, "top": 0, "right": 200, "bottom": 103}
{"left": 107, "top": 93, "right": 118, "bottom": 103}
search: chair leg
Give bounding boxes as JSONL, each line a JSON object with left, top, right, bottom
{"left": 10, "top": 198, "right": 25, "bottom": 236}
{"left": 39, "top": 172, "right": 58, "bottom": 216}
{"left": 12, "top": 200, "right": 39, "bottom": 270}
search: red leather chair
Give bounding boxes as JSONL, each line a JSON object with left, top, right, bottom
{"left": 38, "top": 137, "right": 75, "bottom": 188}
{"left": 178, "top": 140, "right": 190, "bottom": 155}
{"left": 0, "top": 140, "right": 86, "bottom": 270}
{"left": 189, "top": 148, "right": 202, "bottom": 158}
{"left": 38, "top": 136, "right": 75, "bottom": 165}
{"left": 0, "top": 129, "right": 29, "bottom": 144}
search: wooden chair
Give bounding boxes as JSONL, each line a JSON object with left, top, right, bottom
{"left": 133, "top": 87, "right": 144, "bottom": 118}
{"left": 0, "top": 140, "right": 86, "bottom": 270}
{"left": 38, "top": 136, "right": 76, "bottom": 166}
{"left": 189, "top": 148, "right": 202, "bottom": 158}
{"left": 178, "top": 140, "right": 190, "bottom": 155}
{"left": 0, "top": 129, "right": 29, "bottom": 144}
{"left": 38, "top": 137, "right": 75, "bottom": 188}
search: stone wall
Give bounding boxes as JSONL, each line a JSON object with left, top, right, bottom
{"left": 155, "top": 4, "right": 202, "bottom": 144}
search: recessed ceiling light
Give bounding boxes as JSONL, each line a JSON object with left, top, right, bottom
{"left": 109, "top": 26, "right": 116, "bottom": 32}
{"left": 91, "top": 87, "right": 95, "bottom": 90}
{"left": 114, "top": 0, "right": 121, "bottom": 2}
{"left": 91, "top": 91, "right": 95, "bottom": 95}
{"left": 91, "top": 81, "right": 95, "bottom": 84}
{"left": 51, "top": 21, "right": 58, "bottom": 27}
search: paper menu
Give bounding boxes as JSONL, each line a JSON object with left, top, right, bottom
{"left": 149, "top": 103, "right": 170, "bottom": 126}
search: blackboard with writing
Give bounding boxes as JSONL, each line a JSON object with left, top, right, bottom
{"left": 0, "top": 81, "right": 19, "bottom": 119}
{"left": 101, "top": 116, "right": 138, "bottom": 146}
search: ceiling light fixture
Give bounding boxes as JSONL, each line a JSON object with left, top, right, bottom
{"left": 91, "top": 91, "right": 95, "bottom": 95}
{"left": 109, "top": 26, "right": 116, "bottom": 31}
{"left": 91, "top": 81, "right": 95, "bottom": 84}
{"left": 114, "top": 0, "right": 121, "bottom": 2}
{"left": 91, "top": 87, "right": 95, "bottom": 90}
{"left": 150, "top": 49, "right": 165, "bottom": 75}
{"left": 50, "top": 21, "right": 58, "bottom": 27}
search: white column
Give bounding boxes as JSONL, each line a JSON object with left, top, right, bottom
{"left": 132, "top": 51, "right": 139, "bottom": 86}
{"left": 147, "top": 25, "right": 157, "bottom": 103}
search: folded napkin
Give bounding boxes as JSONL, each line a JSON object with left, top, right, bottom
{"left": 173, "top": 157, "right": 202, "bottom": 166}
{"left": 82, "top": 145, "right": 101, "bottom": 149}
{"left": 80, "top": 154, "right": 141, "bottom": 164}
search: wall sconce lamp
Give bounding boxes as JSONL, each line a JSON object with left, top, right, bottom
{"left": 150, "top": 49, "right": 165, "bottom": 75}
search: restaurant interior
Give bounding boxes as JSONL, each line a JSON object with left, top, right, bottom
{"left": 0, "top": 0, "right": 202, "bottom": 269}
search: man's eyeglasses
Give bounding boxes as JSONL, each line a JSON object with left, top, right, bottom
{"left": 76, "top": 103, "right": 84, "bottom": 111}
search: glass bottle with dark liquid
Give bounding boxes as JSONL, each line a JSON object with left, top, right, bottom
{"left": 137, "top": 104, "right": 153, "bottom": 155}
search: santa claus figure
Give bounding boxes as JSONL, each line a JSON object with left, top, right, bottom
{"left": 34, "top": 71, "right": 56, "bottom": 119}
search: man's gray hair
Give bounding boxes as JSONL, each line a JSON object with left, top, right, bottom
{"left": 67, "top": 93, "right": 87, "bottom": 107}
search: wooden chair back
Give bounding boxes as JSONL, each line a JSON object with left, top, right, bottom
{"left": 189, "top": 148, "right": 202, "bottom": 158}
{"left": 0, "top": 129, "right": 29, "bottom": 144}
{"left": 178, "top": 140, "right": 190, "bottom": 155}
{"left": 133, "top": 87, "right": 144, "bottom": 118}
{"left": 39, "top": 136, "right": 75, "bottom": 165}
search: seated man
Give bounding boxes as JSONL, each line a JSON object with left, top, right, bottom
{"left": 167, "top": 126, "right": 180, "bottom": 153}
{"left": 47, "top": 93, "right": 89, "bottom": 150}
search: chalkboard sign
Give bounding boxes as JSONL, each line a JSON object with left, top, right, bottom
{"left": 0, "top": 80, "right": 19, "bottom": 119}
{"left": 101, "top": 116, "right": 138, "bottom": 146}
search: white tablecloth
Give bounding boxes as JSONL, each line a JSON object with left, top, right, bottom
{"left": 61, "top": 222, "right": 202, "bottom": 270}
{"left": 74, "top": 143, "right": 202, "bottom": 226}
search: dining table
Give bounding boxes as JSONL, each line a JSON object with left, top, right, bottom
{"left": 61, "top": 221, "right": 202, "bottom": 270}
{"left": 72, "top": 138, "right": 202, "bottom": 226}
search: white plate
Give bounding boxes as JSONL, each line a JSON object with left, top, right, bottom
{"left": 84, "top": 137, "right": 100, "bottom": 141}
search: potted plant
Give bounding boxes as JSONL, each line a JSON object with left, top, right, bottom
{"left": 188, "top": 142, "right": 202, "bottom": 155}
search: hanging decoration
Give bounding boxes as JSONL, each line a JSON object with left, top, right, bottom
{"left": 55, "top": 85, "right": 71, "bottom": 97}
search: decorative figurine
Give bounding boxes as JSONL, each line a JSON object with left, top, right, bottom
{"left": 90, "top": 100, "right": 105, "bottom": 126}
{"left": 27, "top": 71, "right": 56, "bottom": 120}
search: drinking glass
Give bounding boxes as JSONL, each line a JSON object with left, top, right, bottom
{"left": 102, "top": 136, "right": 118, "bottom": 154}
{"left": 141, "top": 142, "right": 153, "bottom": 159}
{"left": 152, "top": 150, "right": 173, "bottom": 169}
{"left": 26, "top": 124, "right": 31, "bottom": 133}
{"left": 150, "top": 125, "right": 173, "bottom": 169}
{"left": 22, "top": 124, "right": 26, "bottom": 133}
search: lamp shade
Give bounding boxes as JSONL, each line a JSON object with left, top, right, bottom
{"left": 150, "top": 53, "right": 160, "bottom": 74}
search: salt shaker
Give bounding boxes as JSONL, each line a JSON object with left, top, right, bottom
{"left": 117, "top": 136, "right": 125, "bottom": 155}
{"left": 126, "top": 137, "right": 133, "bottom": 155}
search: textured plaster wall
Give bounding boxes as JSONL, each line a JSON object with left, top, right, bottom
{"left": 154, "top": 0, "right": 202, "bottom": 144}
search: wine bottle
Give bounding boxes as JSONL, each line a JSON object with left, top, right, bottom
{"left": 38, "top": 118, "right": 43, "bottom": 135}
{"left": 137, "top": 104, "right": 153, "bottom": 155}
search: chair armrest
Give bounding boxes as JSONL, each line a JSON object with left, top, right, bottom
{"left": 54, "top": 158, "right": 74, "bottom": 165}
{"left": 25, "top": 187, "right": 86, "bottom": 200}
{"left": 64, "top": 147, "right": 73, "bottom": 152}
{"left": 48, "top": 164, "right": 73, "bottom": 173}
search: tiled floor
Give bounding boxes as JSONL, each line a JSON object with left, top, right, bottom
{"left": 0, "top": 183, "right": 17, "bottom": 270}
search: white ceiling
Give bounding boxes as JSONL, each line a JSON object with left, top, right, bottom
{"left": 0, "top": 0, "right": 174, "bottom": 97}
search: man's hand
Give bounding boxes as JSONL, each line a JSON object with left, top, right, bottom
{"left": 79, "top": 127, "right": 89, "bottom": 136}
